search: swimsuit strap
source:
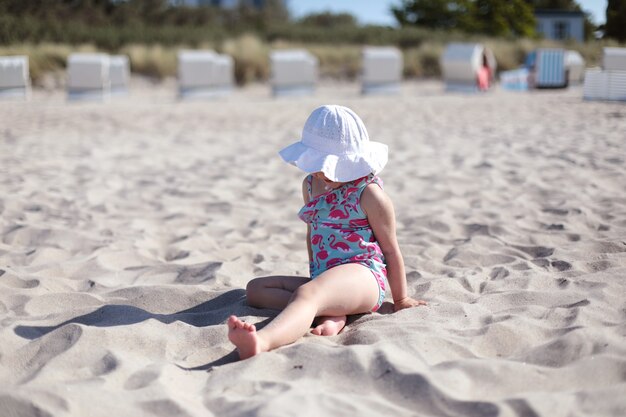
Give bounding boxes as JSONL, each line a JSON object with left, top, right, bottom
{"left": 370, "top": 174, "right": 383, "bottom": 190}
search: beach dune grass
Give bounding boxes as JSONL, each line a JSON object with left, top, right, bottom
{"left": 222, "top": 34, "right": 270, "bottom": 85}
{"left": 120, "top": 44, "right": 179, "bottom": 80}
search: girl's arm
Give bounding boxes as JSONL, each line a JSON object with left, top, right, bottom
{"left": 361, "top": 184, "right": 426, "bottom": 311}
{"left": 302, "top": 177, "right": 313, "bottom": 264}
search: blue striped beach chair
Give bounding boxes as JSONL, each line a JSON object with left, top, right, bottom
{"left": 533, "top": 49, "right": 567, "bottom": 88}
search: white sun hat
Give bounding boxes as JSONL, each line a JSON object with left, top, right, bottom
{"left": 279, "top": 105, "right": 388, "bottom": 182}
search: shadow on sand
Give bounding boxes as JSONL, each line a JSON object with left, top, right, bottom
{"left": 13, "top": 289, "right": 257, "bottom": 340}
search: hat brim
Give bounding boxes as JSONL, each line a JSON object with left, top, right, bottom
{"left": 279, "top": 140, "right": 388, "bottom": 182}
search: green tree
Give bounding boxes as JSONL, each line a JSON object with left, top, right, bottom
{"left": 605, "top": 0, "right": 626, "bottom": 41}
{"left": 531, "top": 0, "right": 579, "bottom": 8}
{"left": 391, "top": 0, "right": 535, "bottom": 37}
{"left": 391, "top": 0, "right": 472, "bottom": 29}
{"left": 260, "top": 0, "right": 290, "bottom": 25}
{"left": 299, "top": 12, "right": 358, "bottom": 28}
{"left": 473, "top": 0, "right": 536, "bottom": 36}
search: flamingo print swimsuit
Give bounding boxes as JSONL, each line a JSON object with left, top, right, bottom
{"left": 299, "top": 174, "right": 387, "bottom": 312}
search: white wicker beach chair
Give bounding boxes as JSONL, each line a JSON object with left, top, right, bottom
{"left": 67, "top": 53, "right": 111, "bottom": 101}
{"left": 583, "top": 68, "right": 609, "bottom": 100}
{"left": 361, "top": 46, "right": 403, "bottom": 95}
{"left": 0, "top": 55, "right": 31, "bottom": 100}
{"left": 178, "top": 50, "right": 216, "bottom": 98}
{"left": 602, "top": 47, "right": 626, "bottom": 71}
{"left": 441, "top": 43, "right": 497, "bottom": 92}
{"left": 270, "top": 50, "right": 318, "bottom": 97}
{"left": 565, "top": 50, "right": 585, "bottom": 85}
{"left": 110, "top": 55, "right": 130, "bottom": 95}
{"left": 178, "top": 50, "right": 233, "bottom": 99}
{"left": 583, "top": 47, "right": 626, "bottom": 102}
{"left": 213, "top": 54, "right": 234, "bottom": 93}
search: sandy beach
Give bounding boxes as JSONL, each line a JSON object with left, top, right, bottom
{"left": 1, "top": 80, "right": 625, "bottom": 417}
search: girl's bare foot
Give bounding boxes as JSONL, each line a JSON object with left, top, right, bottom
{"left": 311, "top": 315, "right": 347, "bottom": 336}
{"left": 227, "top": 315, "right": 264, "bottom": 360}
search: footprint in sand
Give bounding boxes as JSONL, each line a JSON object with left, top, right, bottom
{"left": 140, "top": 400, "right": 191, "bottom": 417}
{"left": 13, "top": 324, "right": 83, "bottom": 383}
{"left": 550, "top": 260, "right": 572, "bottom": 271}
{"left": 91, "top": 352, "right": 118, "bottom": 377}
{"left": 513, "top": 245, "right": 554, "bottom": 258}
{"left": 0, "top": 395, "right": 54, "bottom": 417}
{"left": 175, "top": 262, "right": 222, "bottom": 284}
{"left": 165, "top": 250, "right": 190, "bottom": 262}
{"left": 124, "top": 367, "right": 160, "bottom": 390}
{"left": 489, "top": 267, "right": 509, "bottom": 280}
{"left": 0, "top": 271, "right": 39, "bottom": 289}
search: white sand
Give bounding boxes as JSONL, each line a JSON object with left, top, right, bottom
{"left": 1, "top": 80, "right": 625, "bottom": 417}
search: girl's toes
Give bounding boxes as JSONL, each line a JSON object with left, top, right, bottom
{"left": 310, "top": 326, "right": 322, "bottom": 336}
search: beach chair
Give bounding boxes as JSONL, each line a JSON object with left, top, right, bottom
{"left": 178, "top": 50, "right": 233, "bottom": 99}
{"left": 607, "top": 71, "right": 626, "bottom": 101}
{"left": 602, "top": 47, "right": 626, "bottom": 71}
{"left": 583, "top": 68, "right": 626, "bottom": 102}
{"left": 361, "top": 46, "right": 403, "bottom": 95}
{"left": 565, "top": 50, "right": 585, "bottom": 85}
{"left": 526, "top": 49, "right": 567, "bottom": 88}
{"left": 67, "top": 53, "right": 111, "bottom": 101}
{"left": 441, "top": 43, "right": 497, "bottom": 92}
{"left": 602, "top": 47, "right": 626, "bottom": 101}
{"left": 110, "top": 55, "right": 130, "bottom": 96}
{"left": 213, "top": 53, "right": 234, "bottom": 95}
{"left": 0, "top": 55, "right": 31, "bottom": 100}
{"left": 179, "top": 50, "right": 214, "bottom": 99}
{"left": 583, "top": 68, "right": 609, "bottom": 100}
{"left": 583, "top": 47, "right": 626, "bottom": 102}
{"left": 270, "top": 50, "right": 318, "bottom": 97}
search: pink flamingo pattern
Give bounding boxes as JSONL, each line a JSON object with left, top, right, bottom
{"left": 299, "top": 174, "right": 387, "bottom": 310}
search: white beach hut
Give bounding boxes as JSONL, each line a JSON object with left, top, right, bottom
{"left": 565, "top": 50, "right": 585, "bottom": 85}
{"left": 441, "top": 43, "right": 496, "bottom": 92}
{"left": 0, "top": 55, "right": 31, "bottom": 99}
{"left": 361, "top": 46, "right": 403, "bottom": 94}
{"left": 110, "top": 55, "right": 130, "bottom": 95}
{"left": 583, "top": 47, "right": 626, "bottom": 102}
{"left": 270, "top": 49, "right": 318, "bottom": 97}
{"left": 67, "top": 53, "right": 111, "bottom": 100}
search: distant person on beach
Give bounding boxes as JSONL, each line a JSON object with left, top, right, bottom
{"left": 227, "top": 104, "right": 426, "bottom": 359}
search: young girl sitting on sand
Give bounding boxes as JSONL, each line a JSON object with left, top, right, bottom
{"left": 228, "top": 104, "right": 426, "bottom": 360}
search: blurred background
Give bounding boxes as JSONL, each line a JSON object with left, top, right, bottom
{"left": 0, "top": 0, "right": 624, "bottom": 88}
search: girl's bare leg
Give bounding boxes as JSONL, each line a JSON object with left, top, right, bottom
{"left": 246, "top": 275, "right": 347, "bottom": 336}
{"left": 229, "top": 264, "right": 380, "bottom": 359}
{"left": 246, "top": 275, "right": 311, "bottom": 310}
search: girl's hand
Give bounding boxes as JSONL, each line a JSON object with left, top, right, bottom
{"left": 393, "top": 297, "right": 427, "bottom": 312}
